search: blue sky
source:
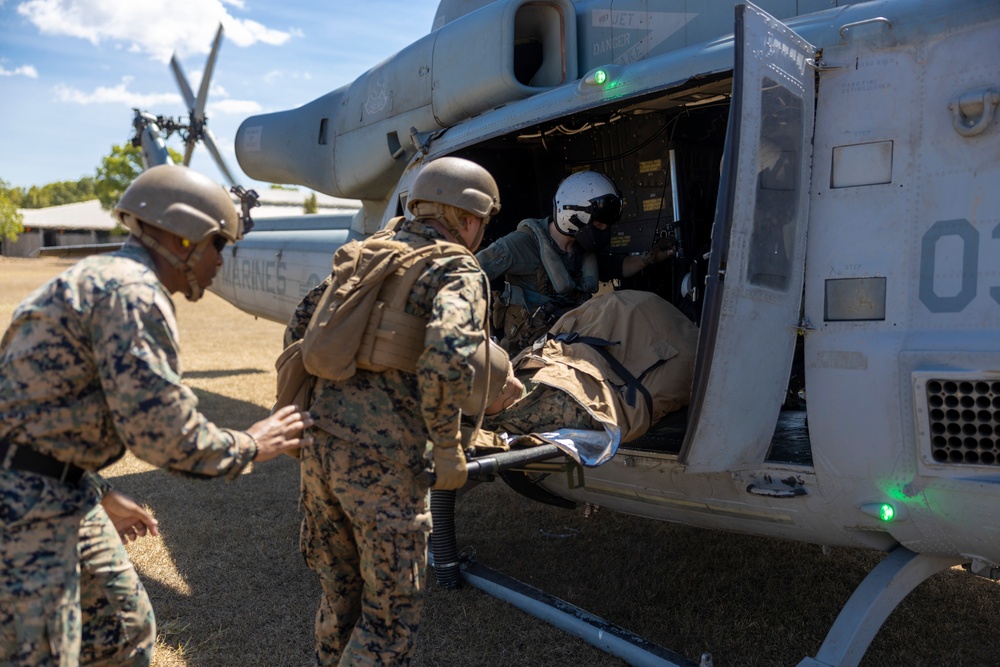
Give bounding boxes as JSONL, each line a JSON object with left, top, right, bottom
{"left": 0, "top": 0, "right": 441, "bottom": 190}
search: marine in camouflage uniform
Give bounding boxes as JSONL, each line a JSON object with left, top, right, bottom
{"left": 288, "top": 157, "right": 499, "bottom": 667}
{"left": 0, "top": 165, "right": 311, "bottom": 667}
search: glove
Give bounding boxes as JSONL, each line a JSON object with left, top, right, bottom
{"left": 650, "top": 235, "right": 678, "bottom": 263}
{"left": 431, "top": 443, "right": 468, "bottom": 490}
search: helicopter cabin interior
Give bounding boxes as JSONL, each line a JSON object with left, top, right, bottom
{"left": 439, "top": 71, "right": 812, "bottom": 468}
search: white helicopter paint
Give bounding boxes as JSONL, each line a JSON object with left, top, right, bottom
{"left": 137, "top": 2, "right": 1000, "bottom": 664}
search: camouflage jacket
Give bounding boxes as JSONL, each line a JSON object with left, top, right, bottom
{"left": 285, "top": 219, "right": 487, "bottom": 472}
{"left": 0, "top": 241, "right": 256, "bottom": 480}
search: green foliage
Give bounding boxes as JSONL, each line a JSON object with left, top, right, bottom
{"left": 0, "top": 179, "right": 25, "bottom": 242}
{"left": 269, "top": 184, "right": 298, "bottom": 191}
{"left": 1, "top": 142, "right": 193, "bottom": 243}
{"left": 94, "top": 144, "right": 187, "bottom": 211}
{"left": 303, "top": 192, "right": 318, "bottom": 214}
{"left": 16, "top": 177, "right": 98, "bottom": 209}
{"left": 95, "top": 143, "right": 144, "bottom": 211}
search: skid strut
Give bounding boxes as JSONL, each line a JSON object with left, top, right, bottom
{"left": 797, "top": 547, "right": 964, "bottom": 667}
{"left": 461, "top": 561, "right": 700, "bottom": 667}
{"left": 431, "top": 444, "right": 703, "bottom": 666}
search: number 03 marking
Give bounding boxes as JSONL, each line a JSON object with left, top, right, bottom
{"left": 918, "top": 218, "right": 999, "bottom": 313}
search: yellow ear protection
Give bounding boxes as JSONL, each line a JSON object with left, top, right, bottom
{"left": 181, "top": 239, "right": 191, "bottom": 248}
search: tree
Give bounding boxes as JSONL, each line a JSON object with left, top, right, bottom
{"left": 0, "top": 179, "right": 25, "bottom": 242}
{"left": 94, "top": 144, "right": 182, "bottom": 210}
{"left": 304, "top": 192, "right": 318, "bottom": 214}
{"left": 95, "top": 144, "right": 144, "bottom": 211}
{"left": 19, "top": 178, "right": 98, "bottom": 208}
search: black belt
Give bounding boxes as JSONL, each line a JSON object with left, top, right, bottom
{"left": 0, "top": 440, "right": 86, "bottom": 485}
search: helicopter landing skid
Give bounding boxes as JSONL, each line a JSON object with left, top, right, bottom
{"left": 797, "top": 546, "right": 964, "bottom": 667}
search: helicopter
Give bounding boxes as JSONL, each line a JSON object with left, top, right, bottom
{"left": 137, "top": 0, "right": 1000, "bottom": 664}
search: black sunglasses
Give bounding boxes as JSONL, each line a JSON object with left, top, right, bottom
{"left": 562, "top": 193, "right": 623, "bottom": 225}
{"left": 211, "top": 236, "right": 228, "bottom": 252}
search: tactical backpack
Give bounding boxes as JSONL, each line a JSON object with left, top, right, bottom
{"left": 300, "top": 233, "right": 484, "bottom": 381}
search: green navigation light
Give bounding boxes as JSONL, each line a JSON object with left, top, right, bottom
{"left": 879, "top": 503, "right": 895, "bottom": 522}
{"left": 594, "top": 69, "right": 607, "bottom": 85}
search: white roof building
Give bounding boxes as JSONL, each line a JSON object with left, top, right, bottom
{"left": 19, "top": 200, "right": 120, "bottom": 232}
{"left": 2, "top": 188, "right": 360, "bottom": 257}
{"left": 250, "top": 188, "right": 360, "bottom": 218}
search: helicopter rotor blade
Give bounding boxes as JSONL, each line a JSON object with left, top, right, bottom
{"left": 170, "top": 55, "right": 198, "bottom": 166}
{"left": 169, "top": 55, "right": 196, "bottom": 112}
{"left": 181, "top": 139, "right": 196, "bottom": 168}
{"left": 193, "top": 24, "right": 224, "bottom": 125}
{"left": 165, "top": 24, "right": 240, "bottom": 183}
{"left": 202, "top": 127, "right": 237, "bottom": 187}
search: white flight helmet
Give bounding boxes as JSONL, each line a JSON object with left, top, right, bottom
{"left": 553, "top": 171, "right": 622, "bottom": 236}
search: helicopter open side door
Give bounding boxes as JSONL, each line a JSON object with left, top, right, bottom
{"left": 681, "top": 3, "right": 816, "bottom": 474}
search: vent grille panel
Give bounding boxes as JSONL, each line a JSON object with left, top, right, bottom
{"left": 926, "top": 380, "right": 1000, "bottom": 466}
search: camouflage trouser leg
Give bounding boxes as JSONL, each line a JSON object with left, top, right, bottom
{"left": 482, "top": 379, "right": 598, "bottom": 436}
{"left": 0, "top": 511, "right": 79, "bottom": 665}
{"left": 1, "top": 470, "right": 87, "bottom": 667}
{"left": 300, "top": 430, "right": 431, "bottom": 667}
{"left": 0, "top": 471, "right": 154, "bottom": 667}
{"left": 77, "top": 505, "right": 155, "bottom": 667}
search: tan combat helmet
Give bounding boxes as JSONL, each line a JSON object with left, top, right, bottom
{"left": 115, "top": 164, "right": 240, "bottom": 301}
{"left": 407, "top": 156, "right": 500, "bottom": 248}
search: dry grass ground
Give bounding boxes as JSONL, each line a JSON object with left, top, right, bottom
{"left": 3, "top": 256, "right": 999, "bottom": 667}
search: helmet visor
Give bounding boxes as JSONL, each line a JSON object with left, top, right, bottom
{"left": 563, "top": 193, "right": 623, "bottom": 226}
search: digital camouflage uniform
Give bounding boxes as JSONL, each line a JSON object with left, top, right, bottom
{"left": 0, "top": 241, "right": 258, "bottom": 666}
{"left": 286, "top": 219, "right": 486, "bottom": 667}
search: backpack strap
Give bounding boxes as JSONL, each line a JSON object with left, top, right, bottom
{"left": 367, "top": 240, "right": 494, "bottom": 430}
{"left": 385, "top": 243, "right": 455, "bottom": 310}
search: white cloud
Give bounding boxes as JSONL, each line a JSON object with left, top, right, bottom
{"left": 263, "top": 70, "right": 312, "bottom": 85}
{"left": 0, "top": 63, "right": 39, "bottom": 78}
{"left": 222, "top": 17, "right": 289, "bottom": 48}
{"left": 53, "top": 76, "right": 181, "bottom": 107}
{"left": 17, "top": 0, "right": 293, "bottom": 63}
{"left": 208, "top": 99, "right": 262, "bottom": 115}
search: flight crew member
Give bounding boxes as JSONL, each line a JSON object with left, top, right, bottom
{"left": 0, "top": 164, "right": 313, "bottom": 667}
{"left": 286, "top": 156, "right": 499, "bottom": 666}
{"left": 476, "top": 171, "right": 675, "bottom": 354}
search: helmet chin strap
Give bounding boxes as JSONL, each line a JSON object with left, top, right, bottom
{"left": 130, "top": 224, "right": 207, "bottom": 301}
{"left": 178, "top": 248, "right": 207, "bottom": 302}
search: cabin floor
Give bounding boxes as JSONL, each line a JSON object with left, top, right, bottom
{"left": 621, "top": 408, "right": 812, "bottom": 466}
